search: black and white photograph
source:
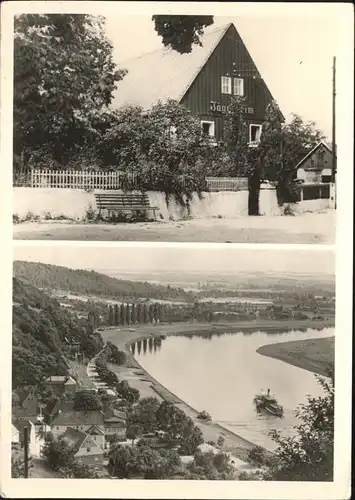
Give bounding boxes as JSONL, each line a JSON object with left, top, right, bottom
{"left": 9, "top": 4, "right": 347, "bottom": 243}
{"left": 0, "top": 1, "right": 353, "bottom": 499}
{"left": 10, "top": 246, "right": 335, "bottom": 480}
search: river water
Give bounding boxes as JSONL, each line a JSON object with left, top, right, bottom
{"left": 133, "top": 327, "right": 334, "bottom": 451}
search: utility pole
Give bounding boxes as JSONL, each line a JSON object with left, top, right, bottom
{"left": 331, "top": 56, "right": 337, "bottom": 184}
{"left": 23, "top": 426, "right": 29, "bottom": 478}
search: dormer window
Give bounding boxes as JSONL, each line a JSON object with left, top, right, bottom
{"left": 233, "top": 78, "right": 244, "bottom": 96}
{"left": 221, "top": 76, "right": 232, "bottom": 94}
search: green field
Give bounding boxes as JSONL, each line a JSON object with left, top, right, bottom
{"left": 257, "top": 336, "right": 335, "bottom": 376}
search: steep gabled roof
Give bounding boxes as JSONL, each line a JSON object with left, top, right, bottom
{"left": 104, "top": 408, "right": 126, "bottom": 423}
{"left": 62, "top": 427, "right": 87, "bottom": 452}
{"left": 87, "top": 424, "right": 105, "bottom": 435}
{"left": 64, "top": 377, "right": 77, "bottom": 386}
{"left": 295, "top": 141, "right": 332, "bottom": 169}
{"left": 51, "top": 410, "right": 104, "bottom": 426}
{"left": 112, "top": 23, "right": 231, "bottom": 110}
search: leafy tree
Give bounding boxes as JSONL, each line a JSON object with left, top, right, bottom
{"left": 108, "top": 305, "right": 114, "bottom": 326}
{"left": 152, "top": 15, "right": 214, "bottom": 54}
{"left": 156, "top": 401, "right": 188, "bottom": 439}
{"left": 42, "top": 434, "right": 75, "bottom": 471}
{"left": 73, "top": 391, "right": 102, "bottom": 411}
{"left": 108, "top": 443, "right": 182, "bottom": 479}
{"left": 127, "top": 397, "right": 160, "bottom": 433}
{"left": 116, "top": 380, "right": 140, "bottom": 404}
{"left": 114, "top": 304, "right": 120, "bottom": 325}
{"left": 136, "top": 303, "right": 142, "bottom": 324}
{"left": 187, "top": 450, "right": 235, "bottom": 480}
{"left": 131, "top": 304, "right": 137, "bottom": 324}
{"left": 59, "top": 461, "right": 104, "bottom": 478}
{"left": 126, "top": 424, "right": 142, "bottom": 444}
{"left": 125, "top": 303, "right": 131, "bottom": 325}
{"left": 179, "top": 417, "right": 204, "bottom": 455}
{"left": 261, "top": 373, "right": 334, "bottom": 481}
{"left": 120, "top": 303, "right": 125, "bottom": 325}
{"left": 143, "top": 304, "right": 149, "bottom": 324}
{"left": 11, "top": 456, "right": 33, "bottom": 478}
{"left": 260, "top": 107, "right": 326, "bottom": 205}
{"left": 14, "top": 14, "right": 125, "bottom": 168}
{"left": 148, "top": 304, "right": 155, "bottom": 324}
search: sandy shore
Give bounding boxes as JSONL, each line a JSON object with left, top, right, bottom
{"left": 99, "top": 319, "right": 333, "bottom": 460}
{"left": 257, "top": 336, "right": 335, "bottom": 377}
{"left": 13, "top": 212, "right": 334, "bottom": 243}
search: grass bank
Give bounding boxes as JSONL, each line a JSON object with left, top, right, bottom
{"left": 256, "top": 336, "right": 334, "bottom": 377}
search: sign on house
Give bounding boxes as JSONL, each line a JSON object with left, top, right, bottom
{"left": 209, "top": 101, "right": 254, "bottom": 115}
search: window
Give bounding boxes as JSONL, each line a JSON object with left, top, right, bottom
{"left": 87, "top": 447, "right": 91, "bottom": 452}
{"left": 249, "top": 124, "right": 262, "bottom": 145}
{"left": 221, "top": 76, "right": 231, "bottom": 94}
{"left": 233, "top": 78, "right": 244, "bottom": 96}
{"left": 201, "top": 121, "right": 215, "bottom": 138}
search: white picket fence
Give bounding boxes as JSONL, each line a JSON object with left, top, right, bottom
{"left": 29, "top": 169, "right": 138, "bottom": 190}
{"left": 16, "top": 169, "right": 249, "bottom": 192}
{"left": 205, "top": 177, "right": 248, "bottom": 192}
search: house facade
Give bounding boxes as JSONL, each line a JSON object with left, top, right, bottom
{"left": 50, "top": 410, "right": 105, "bottom": 438}
{"left": 103, "top": 409, "right": 127, "bottom": 445}
{"left": 49, "top": 407, "right": 127, "bottom": 447}
{"left": 296, "top": 142, "right": 333, "bottom": 184}
{"left": 44, "top": 375, "right": 77, "bottom": 395}
{"left": 62, "top": 427, "right": 104, "bottom": 468}
{"left": 113, "top": 23, "right": 280, "bottom": 144}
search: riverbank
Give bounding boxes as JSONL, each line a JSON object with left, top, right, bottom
{"left": 99, "top": 319, "right": 333, "bottom": 460}
{"left": 256, "top": 336, "right": 335, "bottom": 377}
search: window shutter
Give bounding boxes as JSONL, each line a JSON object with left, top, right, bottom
{"left": 221, "top": 76, "right": 231, "bottom": 94}
{"left": 233, "top": 78, "right": 244, "bottom": 96}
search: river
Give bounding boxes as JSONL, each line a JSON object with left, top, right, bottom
{"left": 132, "top": 327, "right": 334, "bottom": 451}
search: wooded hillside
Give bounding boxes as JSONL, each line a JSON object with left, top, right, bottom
{"left": 13, "top": 261, "right": 192, "bottom": 301}
{"left": 12, "top": 278, "right": 103, "bottom": 389}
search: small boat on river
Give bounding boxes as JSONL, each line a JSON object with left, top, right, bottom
{"left": 253, "top": 389, "right": 284, "bottom": 418}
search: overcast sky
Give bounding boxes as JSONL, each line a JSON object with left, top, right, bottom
{"left": 13, "top": 245, "right": 334, "bottom": 276}
{"left": 103, "top": 7, "right": 348, "bottom": 140}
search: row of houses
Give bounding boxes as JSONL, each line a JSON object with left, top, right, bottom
{"left": 12, "top": 376, "right": 127, "bottom": 470}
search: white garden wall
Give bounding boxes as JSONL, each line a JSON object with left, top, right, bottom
{"left": 13, "top": 188, "right": 96, "bottom": 220}
{"left": 13, "top": 186, "right": 328, "bottom": 222}
{"left": 289, "top": 198, "right": 331, "bottom": 214}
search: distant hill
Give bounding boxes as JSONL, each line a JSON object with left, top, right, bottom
{"left": 12, "top": 278, "right": 103, "bottom": 389}
{"left": 13, "top": 261, "right": 193, "bottom": 302}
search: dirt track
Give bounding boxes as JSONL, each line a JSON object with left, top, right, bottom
{"left": 13, "top": 211, "right": 335, "bottom": 243}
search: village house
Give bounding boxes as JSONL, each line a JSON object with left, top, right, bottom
{"left": 62, "top": 427, "right": 104, "bottom": 469}
{"left": 50, "top": 409, "right": 105, "bottom": 438}
{"left": 103, "top": 408, "right": 127, "bottom": 445}
{"left": 12, "top": 389, "right": 41, "bottom": 425}
{"left": 113, "top": 23, "right": 281, "bottom": 144}
{"left": 296, "top": 141, "right": 333, "bottom": 184}
{"left": 12, "top": 419, "right": 51, "bottom": 458}
{"left": 44, "top": 375, "right": 77, "bottom": 396}
{"left": 49, "top": 406, "right": 127, "bottom": 447}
